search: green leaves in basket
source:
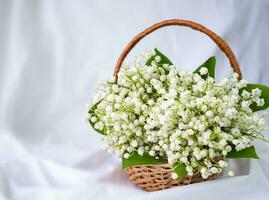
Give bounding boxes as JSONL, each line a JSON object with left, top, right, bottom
{"left": 240, "top": 84, "right": 269, "bottom": 112}
{"left": 122, "top": 151, "right": 167, "bottom": 169}
{"left": 88, "top": 100, "right": 106, "bottom": 135}
{"left": 226, "top": 146, "right": 259, "bottom": 159}
{"left": 145, "top": 48, "right": 173, "bottom": 66}
{"left": 172, "top": 162, "right": 187, "bottom": 180}
{"left": 194, "top": 56, "right": 216, "bottom": 80}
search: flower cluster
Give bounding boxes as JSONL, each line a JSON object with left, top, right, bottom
{"left": 88, "top": 51, "right": 267, "bottom": 179}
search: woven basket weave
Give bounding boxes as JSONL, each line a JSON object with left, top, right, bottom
{"left": 125, "top": 164, "right": 219, "bottom": 192}
{"left": 113, "top": 19, "right": 241, "bottom": 192}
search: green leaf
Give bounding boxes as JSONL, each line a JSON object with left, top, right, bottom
{"left": 122, "top": 151, "right": 167, "bottom": 169}
{"left": 145, "top": 48, "right": 173, "bottom": 66}
{"left": 241, "top": 84, "right": 269, "bottom": 111}
{"left": 193, "top": 56, "right": 216, "bottom": 80}
{"left": 88, "top": 100, "right": 106, "bottom": 135}
{"left": 226, "top": 146, "right": 259, "bottom": 159}
{"left": 88, "top": 100, "right": 102, "bottom": 114}
{"left": 173, "top": 162, "right": 187, "bottom": 180}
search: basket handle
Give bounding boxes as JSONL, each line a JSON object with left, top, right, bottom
{"left": 113, "top": 19, "right": 242, "bottom": 81}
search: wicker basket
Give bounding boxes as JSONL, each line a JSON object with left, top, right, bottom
{"left": 113, "top": 19, "right": 242, "bottom": 192}
{"left": 125, "top": 164, "right": 219, "bottom": 192}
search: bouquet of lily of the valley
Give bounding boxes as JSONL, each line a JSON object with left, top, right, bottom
{"left": 87, "top": 19, "right": 269, "bottom": 192}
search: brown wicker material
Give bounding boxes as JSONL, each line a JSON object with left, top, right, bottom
{"left": 113, "top": 19, "right": 242, "bottom": 81}
{"left": 113, "top": 19, "right": 240, "bottom": 191}
{"left": 125, "top": 164, "right": 219, "bottom": 192}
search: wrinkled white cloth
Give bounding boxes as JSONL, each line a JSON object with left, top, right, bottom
{"left": 0, "top": 0, "right": 269, "bottom": 200}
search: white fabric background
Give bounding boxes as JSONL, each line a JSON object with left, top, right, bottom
{"left": 0, "top": 0, "right": 269, "bottom": 199}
